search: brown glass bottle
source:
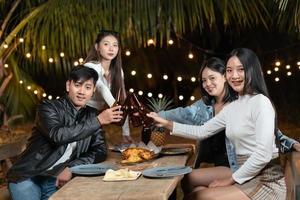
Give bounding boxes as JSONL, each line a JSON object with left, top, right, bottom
{"left": 141, "top": 126, "right": 152, "bottom": 144}
{"left": 111, "top": 101, "right": 127, "bottom": 126}
{"left": 129, "top": 93, "right": 153, "bottom": 127}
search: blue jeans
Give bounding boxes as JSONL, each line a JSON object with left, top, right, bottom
{"left": 8, "top": 176, "right": 57, "bottom": 200}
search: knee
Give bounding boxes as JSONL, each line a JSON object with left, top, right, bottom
{"left": 8, "top": 180, "right": 40, "bottom": 200}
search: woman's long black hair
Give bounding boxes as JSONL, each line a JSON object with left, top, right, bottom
{"left": 198, "top": 57, "right": 237, "bottom": 105}
{"left": 229, "top": 48, "right": 270, "bottom": 98}
{"left": 85, "top": 30, "right": 126, "bottom": 103}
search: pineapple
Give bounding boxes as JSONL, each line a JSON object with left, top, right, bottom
{"left": 150, "top": 127, "right": 166, "bottom": 147}
{"left": 146, "top": 97, "right": 173, "bottom": 146}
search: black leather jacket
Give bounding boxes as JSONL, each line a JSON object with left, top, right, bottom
{"left": 7, "top": 96, "right": 107, "bottom": 182}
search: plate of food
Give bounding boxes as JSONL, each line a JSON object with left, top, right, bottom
{"left": 103, "top": 168, "right": 141, "bottom": 181}
{"left": 142, "top": 166, "right": 192, "bottom": 178}
{"left": 120, "top": 147, "right": 157, "bottom": 165}
{"left": 160, "top": 148, "right": 191, "bottom": 156}
{"left": 70, "top": 163, "right": 117, "bottom": 176}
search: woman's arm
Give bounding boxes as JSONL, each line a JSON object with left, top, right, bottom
{"left": 158, "top": 99, "right": 212, "bottom": 125}
{"left": 277, "top": 129, "right": 300, "bottom": 153}
{"left": 148, "top": 109, "right": 226, "bottom": 140}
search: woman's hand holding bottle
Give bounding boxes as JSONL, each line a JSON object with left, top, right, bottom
{"left": 146, "top": 112, "right": 173, "bottom": 131}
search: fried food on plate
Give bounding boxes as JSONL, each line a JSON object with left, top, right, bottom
{"left": 121, "top": 147, "right": 154, "bottom": 164}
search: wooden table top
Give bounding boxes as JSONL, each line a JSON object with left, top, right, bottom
{"left": 49, "top": 150, "right": 189, "bottom": 200}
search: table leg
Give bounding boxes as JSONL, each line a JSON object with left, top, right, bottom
{"left": 168, "top": 189, "right": 177, "bottom": 200}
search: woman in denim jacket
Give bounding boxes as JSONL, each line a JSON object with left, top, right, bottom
{"left": 158, "top": 57, "right": 300, "bottom": 197}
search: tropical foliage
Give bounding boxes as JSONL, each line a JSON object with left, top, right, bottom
{"left": 146, "top": 96, "right": 173, "bottom": 113}
{"left": 1, "top": 0, "right": 300, "bottom": 125}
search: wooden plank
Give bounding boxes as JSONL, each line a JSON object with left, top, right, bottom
{"left": 50, "top": 151, "right": 188, "bottom": 200}
{"left": 285, "top": 151, "right": 300, "bottom": 200}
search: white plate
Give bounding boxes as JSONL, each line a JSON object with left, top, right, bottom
{"left": 142, "top": 166, "right": 192, "bottom": 178}
{"left": 70, "top": 163, "right": 117, "bottom": 175}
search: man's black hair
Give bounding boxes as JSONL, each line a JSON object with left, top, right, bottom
{"left": 68, "top": 65, "right": 98, "bottom": 85}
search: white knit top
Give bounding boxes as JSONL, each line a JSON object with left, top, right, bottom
{"left": 172, "top": 94, "right": 278, "bottom": 184}
{"left": 84, "top": 62, "right": 129, "bottom": 136}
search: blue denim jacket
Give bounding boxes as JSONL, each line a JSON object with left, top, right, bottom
{"left": 159, "top": 99, "right": 297, "bottom": 172}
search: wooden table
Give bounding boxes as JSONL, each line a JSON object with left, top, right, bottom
{"left": 49, "top": 151, "right": 189, "bottom": 200}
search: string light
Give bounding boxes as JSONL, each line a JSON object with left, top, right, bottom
{"left": 60, "top": 52, "right": 65, "bottom": 57}
{"left": 287, "top": 71, "right": 292, "bottom": 76}
{"left": 131, "top": 70, "right": 136, "bottom": 76}
{"left": 267, "top": 70, "right": 272, "bottom": 74}
{"left": 19, "top": 38, "right": 24, "bottom": 43}
{"left": 168, "top": 40, "right": 174, "bottom": 45}
{"left": 4, "top": 64, "right": 8, "bottom": 68}
{"left": 129, "top": 88, "right": 134, "bottom": 93}
{"left": 297, "top": 61, "right": 300, "bottom": 65}
{"left": 275, "top": 77, "right": 280, "bottom": 82}
{"left": 163, "top": 75, "right": 168, "bottom": 80}
{"left": 147, "top": 73, "right": 152, "bottom": 79}
{"left": 147, "top": 39, "right": 154, "bottom": 46}
{"left": 190, "top": 96, "right": 195, "bottom": 101}
{"left": 26, "top": 53, "right": 31, "bottom": 58}
{"left": 179, "top": 95, "right": 184, "bottom": 100}
{"left": 34, "top": 90, "right": 38, "bottom": 95}
{"left": 188, "top": 53, "right": 194, "bottom": 59}
{"left": 79, "top": 58, "right": 84, "bottom": 63}
{"left": 27, "top": 86, "right": 31, "bottom": 90}
{"left": 3, "top": 44, "right": 8, "bottom": 48}
{"left": 191, "top": 77, "right": 196, "bottom": 82}
{"left": 56, "top": 96, "right": 60, "bottom": 99}
{"left": 42, "top": 45, "right": 46, "bottom": 50}
{"left": 274, "top": 67, "right": 279, "bottom": 71}
{"left": 275, "top": 61, "right": 281, "bottom": 66}
{"left": 286, "top": 65, "right": 291, "bottom": 69}
{"left": 158, "top": 93, "right": 163, "bottom": 98}
{"left": 19, "top": 80, "right": 23, "bottom": 84}
{"left": 177, "top": 76, "right": 182, "bottom": 82}
{"left": 125, "top": 50, "right": 131, "bottom": 56}
{"left": 42, "top": 93, "right": 47, "bottom": 97}
{"left": 48, "top": 95, "right": 53, "bottom": 100}
{"left": 138, "top": 91, "right": 143, "bottom": 96}
{"left": 74, "top": 61, "right": 79, "bottom": 66}
{"left": 147, "top": 92, "right": 153, "bottom": 97}
{"left": 48, "top": 58, "right": 54, "bottom": 63}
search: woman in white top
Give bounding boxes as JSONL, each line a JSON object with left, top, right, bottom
{"left": 84, "top": 30, "right": 132, "bottom": 143}
{"left": 148, "top": 48, "right": 286, "bottom": 200}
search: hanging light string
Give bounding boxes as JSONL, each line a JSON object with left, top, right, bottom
{"left": 2, "top": 34, "right": 300, "bottom": 101}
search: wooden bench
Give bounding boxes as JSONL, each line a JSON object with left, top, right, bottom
{"left": 0, "top": 139, "right": 27, "bottom": 173}
{"left": 0, "top": 139, "right": 27, "bottom": 200}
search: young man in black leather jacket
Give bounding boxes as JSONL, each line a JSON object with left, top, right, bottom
{"left": 7, "top": 66, "right": 123, "bottom": 200}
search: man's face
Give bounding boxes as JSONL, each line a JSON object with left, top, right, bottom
{"left": 66, "top": 79, "right": 95, "bottom": 109}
